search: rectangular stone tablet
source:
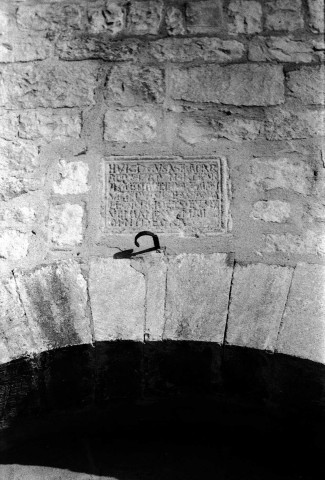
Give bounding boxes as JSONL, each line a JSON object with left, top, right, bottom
{"left": 102, "top": 156, "right": 231, "bottom": 235}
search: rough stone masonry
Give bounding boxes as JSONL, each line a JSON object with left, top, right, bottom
{"left": 0, "top": 0, "right": 324, "bottom": 370}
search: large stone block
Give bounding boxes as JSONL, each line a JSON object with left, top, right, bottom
{"left": 265, "top": 106, "right": 325, "bottom": 139}
{"left": 170, "top": 64, "right": 284, "bottom": 106}
{"left": 228, "top": 0, "right": 262, "bottom": 34}
{"left": 19, "top": 110, "right": 81, "bottom": 141}
{"left": 87, "top": 1, "right": 125, "bottom": 35}
{"left": 48, "top": 203, "right": 84, "bottom": 247}
{"left": 126, "top": 0, "right": 163, "bottom": 34}
{"left": 165, "top": 6, "right": 186, "bottom": 35}
{"left": 164, "top": 253, "right": 234, "bottom": 342}
{"left": 0, "top": 230, "right": 29, "bottom": 261}
{"left": 104, "top": 109, "right": 157, "bottom": 143}
{"left": 186, "top": 0, "right": 224, "bottom": 34}
{"left": 89, "top": 257, "right": 146, "bottom": 341}
{"left": 15, "top": 261, "right": 92, "bottom": 352}
{"left": 251, "top": 200, "right": 291, "bottom": 222}
{"left": 0, "top": 33, "right": 52, "bottom": 63}
{"left": 249, "top": 36, "right": 322, "bottom": 63}
{"left": 17, "top": 4, "right": 83, "bottom": 31}
{"left": 145, "top": 37, "right": 245, "bottom": 63}
{"left": 0, "top": 62, "right": 97, "bottom": 109}
{"left": 276, "top": 263, "right": 325, "bottom": 363}
{"left": 105, "top": 64, "right": 165, "bottom": 105}
{"left": 226, "top": 263, "right": 293, "bottom": 351}
{"left": 307, "top": 0, "right": 324, "bottom": 32}
{"left": 0, "top": 111, "right": 18, "bottom": 140}
{"left": 249, "top": 157, "right": 315, "bottom": 196}
{"left": 287, "top": 66, "right": 325, "bottom": 105}
{"left": 53, "top": 160, "right": 89, "bottom": 195}
{"left": 264, "top": 231, "right": 325, "bottom": 257}
{"left": 265, "top": 0, "right": 304, "bottom": 31}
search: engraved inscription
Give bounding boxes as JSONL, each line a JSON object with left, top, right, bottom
{"left": 102, "top": 157, "right": 231, "bottom": 235}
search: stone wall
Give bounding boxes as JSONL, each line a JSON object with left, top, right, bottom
{"left": 0, "top": 0, "right": 324, "bottom": 366}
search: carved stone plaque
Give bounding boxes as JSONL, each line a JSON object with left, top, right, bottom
{"left": 102, "top": 157, "right": 231, "bottom": 235}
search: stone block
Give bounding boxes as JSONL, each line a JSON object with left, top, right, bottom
{"left": 228, "top": 0, "right": 262, "bottom": 34}
{"left": 0, "top": 33, "right": 52, "bottom": 63}
{"left": 48, "top": 203, "right": 84, "bottom": 246}
{"left": 17, "top": 4, "right": 83, "bottom": 31}
{"left": 0, "top": 230, "right": 29, "bottom": 261}
{"left": 89, "top": 257, "right": 146, "bottom": 341}
{"left": 19, "top": 110, "right": 81, "bottom": 141}
{"left": 164, "top": 254, "right": 234, "bottom": 342}
{"left": 276, "top": 263, "right": 325, "bottom": 363}
{"left": 287, "top": 66, "right": 325, "bottom": 105}
{"left": 249, "top": 157, "right": 315, "bottom": 195}
{"left": 0, "top": 276, "right": 34, "bottom": 364}
{"left": 53, "top": 160, "right": 89, "bottom": 195}
{"left": 15, "top": 261, "right": 92, "bottom": 353}
{"left": 105, "top": 64, "right": 165, "bottom": 105}
{"left": 170, "top": 64, "right": 284, "bottom": 106}
{"left": 127, "top": 0, "right": 163, "bottom": 34}
{"left": 87, "top": 1, "right": 125, "bottom": 34}
{"left": 265, "top": 106, "right": 325, "bottom": 139}
{"left": 265, "top": 0, "right": 304, "bottom": 31}
{"left": 0, "top": 111, "right": 18, "bottom": 140}
{"left": 251, "top": 200, "right": 291, "bottom": 222}
{"left": 104, "top": 109, "right": 157, "bottom": 142}
{"left": 0, "top": 62, "right": 97, "bottom": 109}
{"left": 307, "top": 0, "right": 324, "bottom": 32}
{"left": 145, "top": 37, "right": 245, "bottom": 63}
{"left": 165, "top": 6, "right": 186, "bottom": 35}
{"left": 264, "top": 231, "right": 325, "bottom": 257}
{"left": 186, "top": 0, "right": 224, "bottom": 34}
{"left": 226, "top": 263, "right": 293, "bottom": 351}
{"left": 248, "top": 36, "right": 322, "bottom": 63}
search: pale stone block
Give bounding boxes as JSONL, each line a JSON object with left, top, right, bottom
{"left": 48, "top": 204, "right": 83, "bottom": 246}
{"left": 264, "top": 231, "right": 325, "bottom": 257}
{"left": 251, "top": 200, "right": 291, "bottom": 222}
{"left": 19, "top": 110, "right": 81, "bottom": 141}
{"left": 0, "top": 111, "right": 18, "bottom": 140}
{"left": 53, "top": 160, "right": 89, "bottom": 195}
{"left": 0, "top": 62, "right": 97, "bottom": 109}
{"left": 249, "top": 158, "right": 315, "bottom": 195}
{"left": 265, "top": 106, "right": 325, "bottom": 139}
{"left": 186, "top": 0, "right": 224, "bottom": 34}
{"left": 89, "top": 257, "right": 146, "bottom": 341}
{"left": 226, "top": 264, "right": 293, "bottom": 351}
{"left": 164, "top": 254, "right": 234, "bottom": 342}
{"left": 15, "top": 261, "right": 92, "bottom": 353}
{"left": 249, "top": 37, "right": 322, "bottom": 63}
{"left": 56, "top": 36, "right": 140, "bottom": 61}
{"left": 127, "top": 0, "right": 163, "bottom": 34}
{"left": 287, "top": 66, "right": 325, "bottom": 105}
{"left": 307, "top": 0, "right": 324, "bottom": 32}
{"left": 88, "top": 1, "right": 125, "bottom": 34}
{"left": 17, "top": 4, "right": 83, "bottom": 31}
{"left": 165, "top": 7, "right": 186, "bottom": 35}
{"left": 104, "top": 109, "right": 157, "bottom": 142}
{"left": 228, "top": 0, "right": 262, "bottom": 34}
{"left": 276, "top": 263, "right": 325, "bottom": 363}
{"left": 170, "top": 64, "right": 284, "bottom": 106}
{"left": 265, "top": 0, "right": 304, "bottom": 31}
{"left": 0, "top": 34, "right": 52, "bottom": 63}
{"left": 0, "top": 230, "right": 29, "bottom": 260}
{"left": 0, "top": 139, "right": 39, "bottom": 172}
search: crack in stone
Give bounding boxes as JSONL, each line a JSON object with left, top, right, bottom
{"left": 222, "top": 258, "right": 236, "bottom": 352}
{"left": 161, "top": 256, "right": 169, "bottom": 341}
{"left": 274, "top": 265, "right": 296, "bottom": 353}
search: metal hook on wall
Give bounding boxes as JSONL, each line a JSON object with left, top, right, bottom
{"left": 113, "top": 231, "right": 161, "bottom": 259}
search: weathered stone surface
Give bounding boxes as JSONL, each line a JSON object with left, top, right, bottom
{"left": 89, "top": 257, "right": 145, "bottom": 341}
{"left": 228, "top": 0, "right": 262, "bottom": 34}
{"left": 0, "top": 62, "right": 97, "bottom": 109}
{"left": 126, "top": 0, "right": 163, "bottom": 34}
{"left": 164, "top": 254, "right": 233, "bottom": 342}
{"left": 307, "top": 0, "right": 325, "bottom": 32}
{"left": 102, "top": 157, "right": 231, "bottom": 234}
{"left": 17, "top": 4, "right": 83, "bottom": 31}
{"left": 178, "top": 114, "right": 264, "bottom": 144}
{"left": 186, "top": 0, "right": 224, "bottom": 34}
{"left": 249, "top": 157, "right": 315, "bottom": 196}
{"left": 226, "top": 263, "right": 293, "bottom": 351}
{"left": 165, "top": 6, "right": 186, "bottom": 35}
{"left": 248, "top": 36, "right": 323, "bottom": 63}
{"left": 265, "top": 0, "right": 304, "bottom": 31}
{"left": 104, "top": 109, "right": 157, "bottom": 142}
{"left": 251, "top": 200, "right": 291, "bottom": 222}
{"left": 0, "top": 276, "right": 34, "bottom": 364}
{"left": 145, "top": 37, "right": 245, "bottom": 63}
{"left": 87, "top": 1, "right": 125, "bottom": 34}
{"left": 105, "top": 64, "right": 165, "bottom": 105}
{"left": 56, "top": 35, "right": 140, "bottom": 61}
{"left": 0, "top": 111, "right": 18, "bottom": 140}
{"left": 19, "top": 110, "right": 81, "bottom": 141}
{"left": 0, "top": 205, "right": 36, "bottom": 230}
{"left": 170, "top": 64, "right": 284, "bottom": 106}
{"left": 15, "top": 261, "right": 92, "bottom": 352}
{"left": 264, "top": 231, "right": 325, "bottom": 257}
{"left": 265, "top": 106, "right": 325, "bottom": 139}
{"left": 53, "top": 160, "right": 89, "bottom": 195}
{"left": 0, "top": 230, "right": 29, "bottom": 260}
{"left": 276, "top": 263, "right": 325, "bottom": 363}
{"left": 0, "top": 33, "right": 52, "bottom": 62}
{"left": 48, "top": 204, "right": 84, "bottom": 246}
{"left": 287, "top": 66, "right": 325, "bottom": 105}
